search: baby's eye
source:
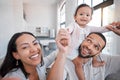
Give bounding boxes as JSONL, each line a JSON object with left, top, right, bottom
{"left": 86, "top": 14, "right": 90, "bottom": 17}
{"left": 80, "top": 14, "right": 83, "bottom": 16}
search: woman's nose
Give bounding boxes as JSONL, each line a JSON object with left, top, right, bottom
{"left": 30, "top": 45, "right": 37, "bottom": 52}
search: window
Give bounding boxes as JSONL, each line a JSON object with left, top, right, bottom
{"left": 93, "top": 0, "right": 103, "bottom": 6}
{"left": 84, "top": 0, "right": 92, "bottom": 6}
{"left": 102, "top": 4, "right": 115, "bottom": 54}
{"left": 57, "top": 1, "right": 66, "bottom": 33}
{"left": 78, "top": 0, "right": 84, "bottom": 5}
{"left": 88, "top": 8, "right": 101, "bottom": 26}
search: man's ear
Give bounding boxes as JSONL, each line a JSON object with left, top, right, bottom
{"left": 12, "top": 52, "right": 20, "bottom": 60}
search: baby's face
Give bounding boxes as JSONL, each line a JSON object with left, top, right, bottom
{"left": 74, "top": 6, "right": 92, "bottom": 27}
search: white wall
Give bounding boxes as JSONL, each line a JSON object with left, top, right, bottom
{"left": 57, "top": 0, "right": 77, "bottom": 27}
{"left": 23, "top": 1, "right": 57, "bottom": 34}
{"left": 108, "top": 0, "right": 120, "bottom": 55}
{"left": 113, "top": 0, "right": 120, "bottom": 55}
{"left": 65, "top": 0, "right": 77, "bottom": 26}
{"left": 0, "top": 0, "right": 58, "bottom": 59}
{"left": 0, "top": 0, "right": 25, "bottom": 58}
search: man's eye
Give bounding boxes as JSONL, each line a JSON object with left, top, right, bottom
{"left": 86, "top": 39, "right": 91, "bottom": 43}
{"left": 95, "top": 46, "right": 99, "bottom": 50}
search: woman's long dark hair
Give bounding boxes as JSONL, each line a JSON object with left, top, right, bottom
{"left": 0, "top": 32, "right": 44, "bottom": 78}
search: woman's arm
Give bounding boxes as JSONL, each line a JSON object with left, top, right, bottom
{"left": 46, "top": 52, "right": 67, "bottom": 80}
{"left": 47, "top": 29, "right": 70, "bottom": 80}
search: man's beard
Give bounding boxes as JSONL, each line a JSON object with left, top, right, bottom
{"left": 78, "top": 45, "right": 97, "bottom": 58}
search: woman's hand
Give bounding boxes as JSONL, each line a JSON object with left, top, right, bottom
{"left": 55, "top": 29, "right": 71, "bottom": 55}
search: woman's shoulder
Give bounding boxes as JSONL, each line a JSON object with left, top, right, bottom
{"left": 4, "top": 68, "right": 25, "bottom": 80}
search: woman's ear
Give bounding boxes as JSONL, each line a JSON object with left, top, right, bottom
{"left": 12, "top": 52, "right": 20, "bottom": 60}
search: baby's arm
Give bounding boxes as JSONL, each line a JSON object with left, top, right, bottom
{"left": 89, "top": 24, "right": 114, "bottom": 33}
{"left": 89, "top": 26, "right": 109, "bottom": 33}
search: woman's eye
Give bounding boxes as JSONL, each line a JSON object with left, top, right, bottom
{"left": 22, "top": 46, "right": 29, "bottom": 49}
{"left": 34, "top": 41, "right": 39, "bottom": 45}
{"left": 34, "top": 42, "right": 38, "bottom": 45}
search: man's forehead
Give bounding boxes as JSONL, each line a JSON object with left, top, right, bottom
{"left": 87, "top": 34, "right": 105, "bottom": 48}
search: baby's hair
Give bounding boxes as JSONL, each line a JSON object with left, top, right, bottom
{"left": 74, "top": 3, "right": 94, "bottom": 16}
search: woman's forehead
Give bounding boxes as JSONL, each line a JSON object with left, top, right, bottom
{"left": 16, "top": 34, "right": 35, "bottom": 45}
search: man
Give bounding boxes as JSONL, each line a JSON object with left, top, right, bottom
{"left": 71, "top": 22, "right": 120, "bottom": 80}
{"left": 47, "top": 27, "right": 120, "bottom": 80}
{"left": 63, "top": 31, "right": 120, "bottom": 80}
{"left": 68, "top": 21, "right": 120, "bottom": 80}
{"left": 71, "top": 32, "right": 107, "bottom": 80}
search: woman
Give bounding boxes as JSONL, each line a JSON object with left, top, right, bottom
{"left": 0, "top": 32, "right": 62, "bottom": 80}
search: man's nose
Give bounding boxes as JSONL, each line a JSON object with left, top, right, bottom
{"left": 87, "top": 44, "right": 93, "bottom": 50}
